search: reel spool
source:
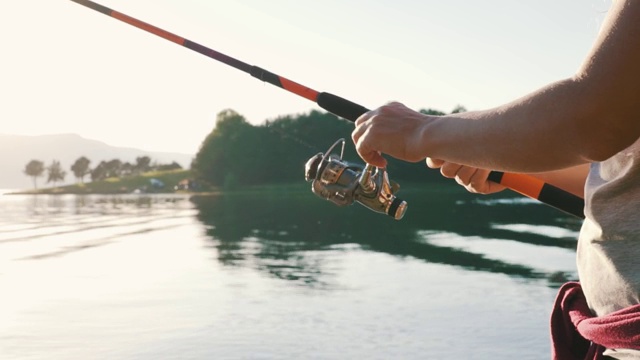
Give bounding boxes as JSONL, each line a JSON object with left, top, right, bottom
{"left": 304, "top": 139, "right": 407, "bottom": 220}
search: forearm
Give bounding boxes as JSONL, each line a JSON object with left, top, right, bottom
{"left": 422, "top": 0, "right": 640, "bottom": 173}
{"left": 423, "top": 78, "right": 596, "bottom": 172}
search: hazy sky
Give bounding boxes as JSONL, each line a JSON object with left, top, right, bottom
{"left": 1, "top": 0, "right": 611, "bottom": 154}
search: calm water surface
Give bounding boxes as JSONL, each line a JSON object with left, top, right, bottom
{"left": 0, "top": 186, "right": 582, "bottom": 359}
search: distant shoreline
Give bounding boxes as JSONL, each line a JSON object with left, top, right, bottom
{"left": 3, "top": 170, "right": 314, "bottom": 196}
{"left": 8, "top": 169, "right": 197, "bottom": 196}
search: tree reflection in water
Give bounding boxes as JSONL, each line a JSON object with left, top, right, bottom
{"left": 191, "top": 184, "right": 582, "bottom": 287}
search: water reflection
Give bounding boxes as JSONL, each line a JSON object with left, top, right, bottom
{"left": 0, "top": 194, "right": 197, "bottom": 261}
{"left": 0, "top": 190, "right": 565, "bottom": 359}
{"left": 2, "top": 188, "right": 580, "bottom": 286}
{"left": 192, "top": 184, "right": 581, "bottom": 287}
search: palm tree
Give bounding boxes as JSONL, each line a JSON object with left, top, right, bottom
{"left": 47, "top": 160, "right": 66, "bottom": 188}
{"left": 24, "top": 160, "right": 45, "bottom": 189}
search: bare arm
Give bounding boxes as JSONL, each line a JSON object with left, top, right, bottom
{"left": 353, "top": 0, "right": 640, "bottom": 172}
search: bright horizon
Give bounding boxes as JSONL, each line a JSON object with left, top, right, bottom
{"left": 1, "top": 0, "right": 611, "bottom": 155}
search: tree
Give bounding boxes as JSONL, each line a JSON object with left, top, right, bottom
{"left": 104, "top": 159, "right": 122, "bottom": 178}
{"left": 451, "top": 105, "right": 467, "bottom": 113}
{"left": 24, "top": 160, "right": 45, "bottom": 189}
{"left": 91, "top": 161, "right": 108, "bottom": 182}
{"left": 120, "top": 162, "right": 134, "bottom": 177}
{"left": 156, "top": 161, "right": 183, "bottom": 171}
{"left": 70, "top": 156, "right": 91, "bottom": 184}
{"left": 420, "top": 108, "right": 446, "bottom": 116}
{"left": 46, "top": 160, "right": 66, "bottom": 188}
{"left": 134, "top": 156, "right": 152, "bottom": 174}
{"left": 192, "top": 109, "right": 252, "bottom": 186}
{"left": 191, "top": 106, "right": 464, "bottom": 188}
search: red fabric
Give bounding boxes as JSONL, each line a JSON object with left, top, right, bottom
{"left": 550, "top": 281, "right": 640, "bottom": 360}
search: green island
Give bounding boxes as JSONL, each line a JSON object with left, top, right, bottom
{"left": 11, "top": 168, "right": 315, "bottom": 196}
{"left": 11, "top": 169, "right": 202, "bottom": 195}
{"left": 14, "top": 106, "right": 464, "bottom": 196}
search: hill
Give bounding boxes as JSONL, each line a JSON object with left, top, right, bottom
{"left": 0, "top": 133, "right": 194, "bottom": 191}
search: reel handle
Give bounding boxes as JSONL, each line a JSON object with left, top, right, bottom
{"left": 387, "top": 197, "right": 408, "bottom": 220}
{"left": 357, "top": 164, "right": 408, "bottom": 220}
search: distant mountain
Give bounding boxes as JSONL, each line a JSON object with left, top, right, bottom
{"left": 0, "top": 133, "right": 194, "bottom": 191}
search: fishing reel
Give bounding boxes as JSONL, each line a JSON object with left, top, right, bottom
{"left": 304, "top": 139, "right": 408, "bottom": 220}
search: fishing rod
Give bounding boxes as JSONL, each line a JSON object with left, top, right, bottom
{"left": 69, "top": 0, "right": 586, "bottom": 220}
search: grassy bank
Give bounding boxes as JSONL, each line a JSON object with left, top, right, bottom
{"left": 12, "top": 169, "right": 203, "bottom": 195}
{"left": 10, "top": 170, "right": 318, "bottom": 196}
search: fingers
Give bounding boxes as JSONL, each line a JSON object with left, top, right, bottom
{"left": 427, "top": 160, "right": 507, "bottom": 195}
{"left": 352, "top": 111, "right": 387, "bottom": 168}
{"left": 459, "top": 168, "right": 506, "bottom": 194}
{"left": 352, "top": 102, "right": 429, "bottom": 166}
{"left": 454, "top": 166, "right": 479, "bottom": 187}
{"left": 426, "top": 157, "right": 444, "bottom": 169}
{"left": 440, "top": 162, "right": 462, "bottom": 178}
{"left": 352, "top": 104, "right": 402, "bottom": 168}
{"left": 482, "top": 171, "right": 507, "bottom": 194}
{"left": 439, "top": 162, "right": 484, "bottom": 192}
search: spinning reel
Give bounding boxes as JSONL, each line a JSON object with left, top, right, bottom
{"left": 304, "top": 139, "right": 408, "bottom": 220}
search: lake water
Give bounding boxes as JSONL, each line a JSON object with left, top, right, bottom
{"left": 0, "top": 185, "right": 583, "bottom": 360}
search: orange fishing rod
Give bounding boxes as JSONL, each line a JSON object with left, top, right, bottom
{"left": 69, "top": 0, "right": 585, "bottom": 219}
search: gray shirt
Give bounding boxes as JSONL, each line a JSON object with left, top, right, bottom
{"left": 577, "top": 137, "right": 640, "bottom": 359}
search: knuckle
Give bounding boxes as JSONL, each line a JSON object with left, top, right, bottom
{"left": 440, "top": 167, "right": 454, "bottom": 178}
{"left": 455, "top": 175, "right": 470, "bottom": 186}
{"left": 351, "top": 128, "right": 359, "bottom": 141}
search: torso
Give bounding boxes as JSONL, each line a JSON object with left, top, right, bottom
{"left": 578, "top": 137, "right": 640, "bottom": 359}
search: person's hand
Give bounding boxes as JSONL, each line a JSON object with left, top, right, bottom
{"left": 426, "top": 158, "right": 506, "bottom": 194}
{"left": 352, "top": 102, "right": 431, "bottom": 168}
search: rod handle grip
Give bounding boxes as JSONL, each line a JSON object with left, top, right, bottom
{"left": 317, "top": 92, "right": 369, "bottom": 122}
{"left": 488, "top": 171, "right": 585, "bottom": 218}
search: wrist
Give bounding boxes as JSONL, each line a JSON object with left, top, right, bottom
{"left": 418, "top": 114, "right": 442, "bottom": 160}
